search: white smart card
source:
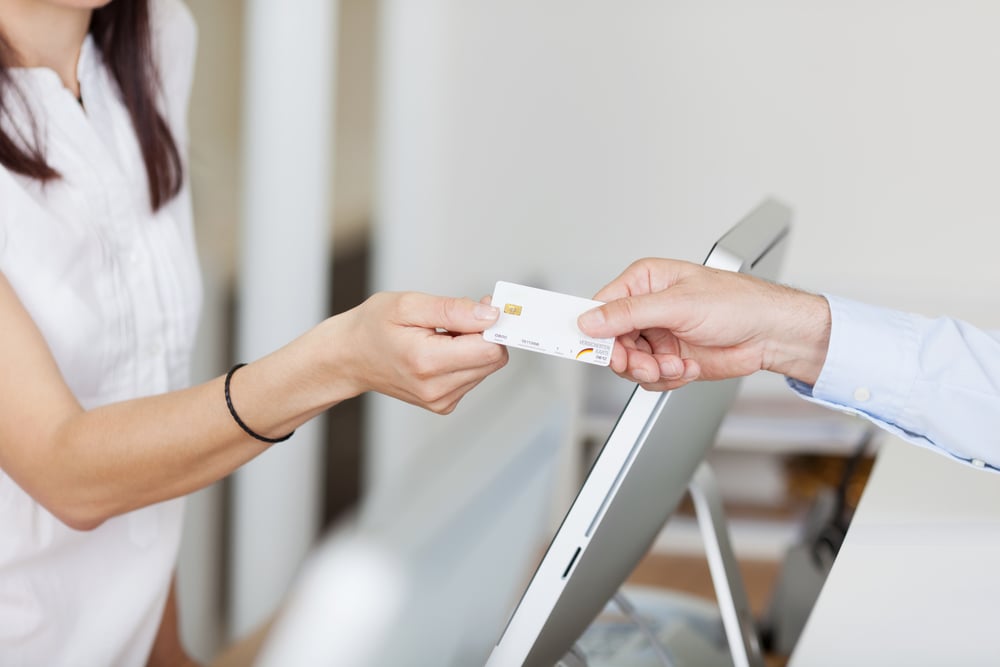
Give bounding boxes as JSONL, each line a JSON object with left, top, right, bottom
{"left": 482, "top": 281, "right": 613, "bottom": 366}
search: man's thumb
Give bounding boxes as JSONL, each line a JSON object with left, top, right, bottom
{"left": 578, "top": 293, "right": 671, "bottom": 338}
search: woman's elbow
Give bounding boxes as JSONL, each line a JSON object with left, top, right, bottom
{"left": 42, "top": 495, "right": 110, "bottom": 532}
{"left": 59, "top": 512, "right": 107, "bottom": 532}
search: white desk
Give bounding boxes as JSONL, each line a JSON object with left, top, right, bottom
{"left": 789, "top": 437, "right": 1000, "bottom": 666}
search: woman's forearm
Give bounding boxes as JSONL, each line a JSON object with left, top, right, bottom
{"left": 39, "top": 316, "right": 358, "bottom": 529}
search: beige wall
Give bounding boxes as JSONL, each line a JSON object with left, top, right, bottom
{"left": 187, "top": 0, "right": 244, "bottom": 284}
{"left": 332, "top": 0, "right": 377, "bottom": 254}
{"left": 186, "top": 0, "right": 375, "bottom": 286}
{"left": 178, "top": 1, "right": 376, "bottom": 659}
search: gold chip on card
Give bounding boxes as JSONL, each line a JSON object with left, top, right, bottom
{"left": 504, "top": 303, "right": 523, "bottom": 316}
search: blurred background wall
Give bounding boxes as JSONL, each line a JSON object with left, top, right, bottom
{"left": 176, "top": 0, "right": 1000, "bottom": 662}
{"left": 177, "top": 0, "right": 377, "bottom": 659}
{"left": 369, "top": 0, "right": 1000, "bottom": 491}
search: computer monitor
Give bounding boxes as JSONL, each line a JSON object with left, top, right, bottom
{"left": 486, "top": 199, "right": 792, "bottom": 667}
{"left": 253, "top": 357, "right": 574, "bottom": 667}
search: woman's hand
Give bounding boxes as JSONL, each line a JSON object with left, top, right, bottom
{"left": 340, "top": 292, "right": 509, "bottom": 414}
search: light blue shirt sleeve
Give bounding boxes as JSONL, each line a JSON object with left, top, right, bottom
{"left": 787, "top": 294, "right": 1000, "bottom": 472}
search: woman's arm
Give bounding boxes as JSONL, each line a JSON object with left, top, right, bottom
{"left": 0, "top": 274, "right": 507, "bottom": 530}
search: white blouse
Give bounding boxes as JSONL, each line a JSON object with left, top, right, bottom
{"left": 0, "top": 2, "right": 201, "bottom": 665}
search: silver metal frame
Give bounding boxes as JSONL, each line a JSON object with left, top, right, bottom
{"left": 561, "top": 462, "right": 764, "bottom": 667}
{"left": 690, "top": 462, "right": 765, "bottom": 667}
{"left": 487, "top": 199, "right": 791, "bottom": 667}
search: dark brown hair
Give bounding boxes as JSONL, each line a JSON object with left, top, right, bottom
{"left": 0, "top": 0, "right": 183, "bottom": 212}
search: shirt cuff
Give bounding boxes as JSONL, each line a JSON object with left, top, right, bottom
{"left": 785, "top": 295, "right": 999, "bottom": 473}
{"left": 811, "top": 294, "right": 920, "bottom": 424}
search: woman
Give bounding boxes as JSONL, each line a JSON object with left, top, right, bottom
{"left": 0, "top": 0, "right": 508, "bottom": 664}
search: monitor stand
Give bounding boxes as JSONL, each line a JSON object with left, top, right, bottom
{"left": 560, "top": 462, "right": 765, "bottom": 667}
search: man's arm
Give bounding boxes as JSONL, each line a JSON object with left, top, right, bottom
{"left": 577, "top": 258, "right": 831, "bottom": 388}
{"left": 580, "top": 258, "right": 1000, "bottom": 470}
{"left": 791, "top": 294, "right": 1000, "bottom": 469}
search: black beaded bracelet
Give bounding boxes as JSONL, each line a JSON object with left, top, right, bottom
{"left": 224, "top": 363, "right": 295, "bottom": 444}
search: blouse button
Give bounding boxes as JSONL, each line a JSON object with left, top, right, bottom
{"left": 853, "top": 387, "right": 871, "bottom": 402}
{"left": 972, "top": 459, "right": 986, "bottom": 468}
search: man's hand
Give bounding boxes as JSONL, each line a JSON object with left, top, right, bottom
{"left": 578, "top": 258, "right": 831, "bottom": 390}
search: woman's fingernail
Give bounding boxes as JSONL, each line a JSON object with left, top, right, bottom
{"left": 474, "top": 304, "right": 500, "bottom": 320}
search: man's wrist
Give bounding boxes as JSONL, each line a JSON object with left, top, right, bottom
{"left": 762, "top": 289, "right": 831, "bottom": 385}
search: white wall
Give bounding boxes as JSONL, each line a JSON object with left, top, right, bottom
{"left": 180, "top": 0, "right": 369, "bottom": 658}
{"left": 178, "top": 1, "right": 245, "bottom": 660}
{"left": 228, "top": 0, "right": 337, "bottom": 640}
{"left": 371, "top": 0, "right": 1000, "bottom": 487}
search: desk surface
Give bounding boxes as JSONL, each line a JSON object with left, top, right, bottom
{"left": 789, "top": 438, "right": 1000, "bottom": 666}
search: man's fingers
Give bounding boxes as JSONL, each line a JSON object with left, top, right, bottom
{"left": 592, "top": 282, "right": 633, "bottom": 305}
{"left": 622, "top": 347, "right": 661, "bottom": 384}
{"left": 653, "top": 354, "right": 700, "bottom": 382}
{"left": 610, "top": 348, "right": 701, "bottom": 388}
{"left": 609, "top": 341, "right": 629, "bottom": 374}
{"left": 579, "top": 292, "right": 677, "bottom": 339}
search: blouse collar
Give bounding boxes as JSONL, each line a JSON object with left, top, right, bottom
{"left": 8, "top": 33, "right": 98, "bottom": 96}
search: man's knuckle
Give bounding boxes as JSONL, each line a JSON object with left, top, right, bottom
{"left": 435, "top": 297, "right": 461, "bottom": 329}
{"left": 620, "top": 296, "right": 637, "bottom": 319}
{"left": 435, "top": 401, "right": 457, "bottom": 415}
{"left": 415, "top": 384, "right": 440, "bottom": 404}
{"left": 396, "top": 292, "right": 422, "bottom": 319}
{"left": 487, "top": 344, "right": 506, "bottom": 364}
{"left": 413, "top": 359, "right": 436, "bottom": 380}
